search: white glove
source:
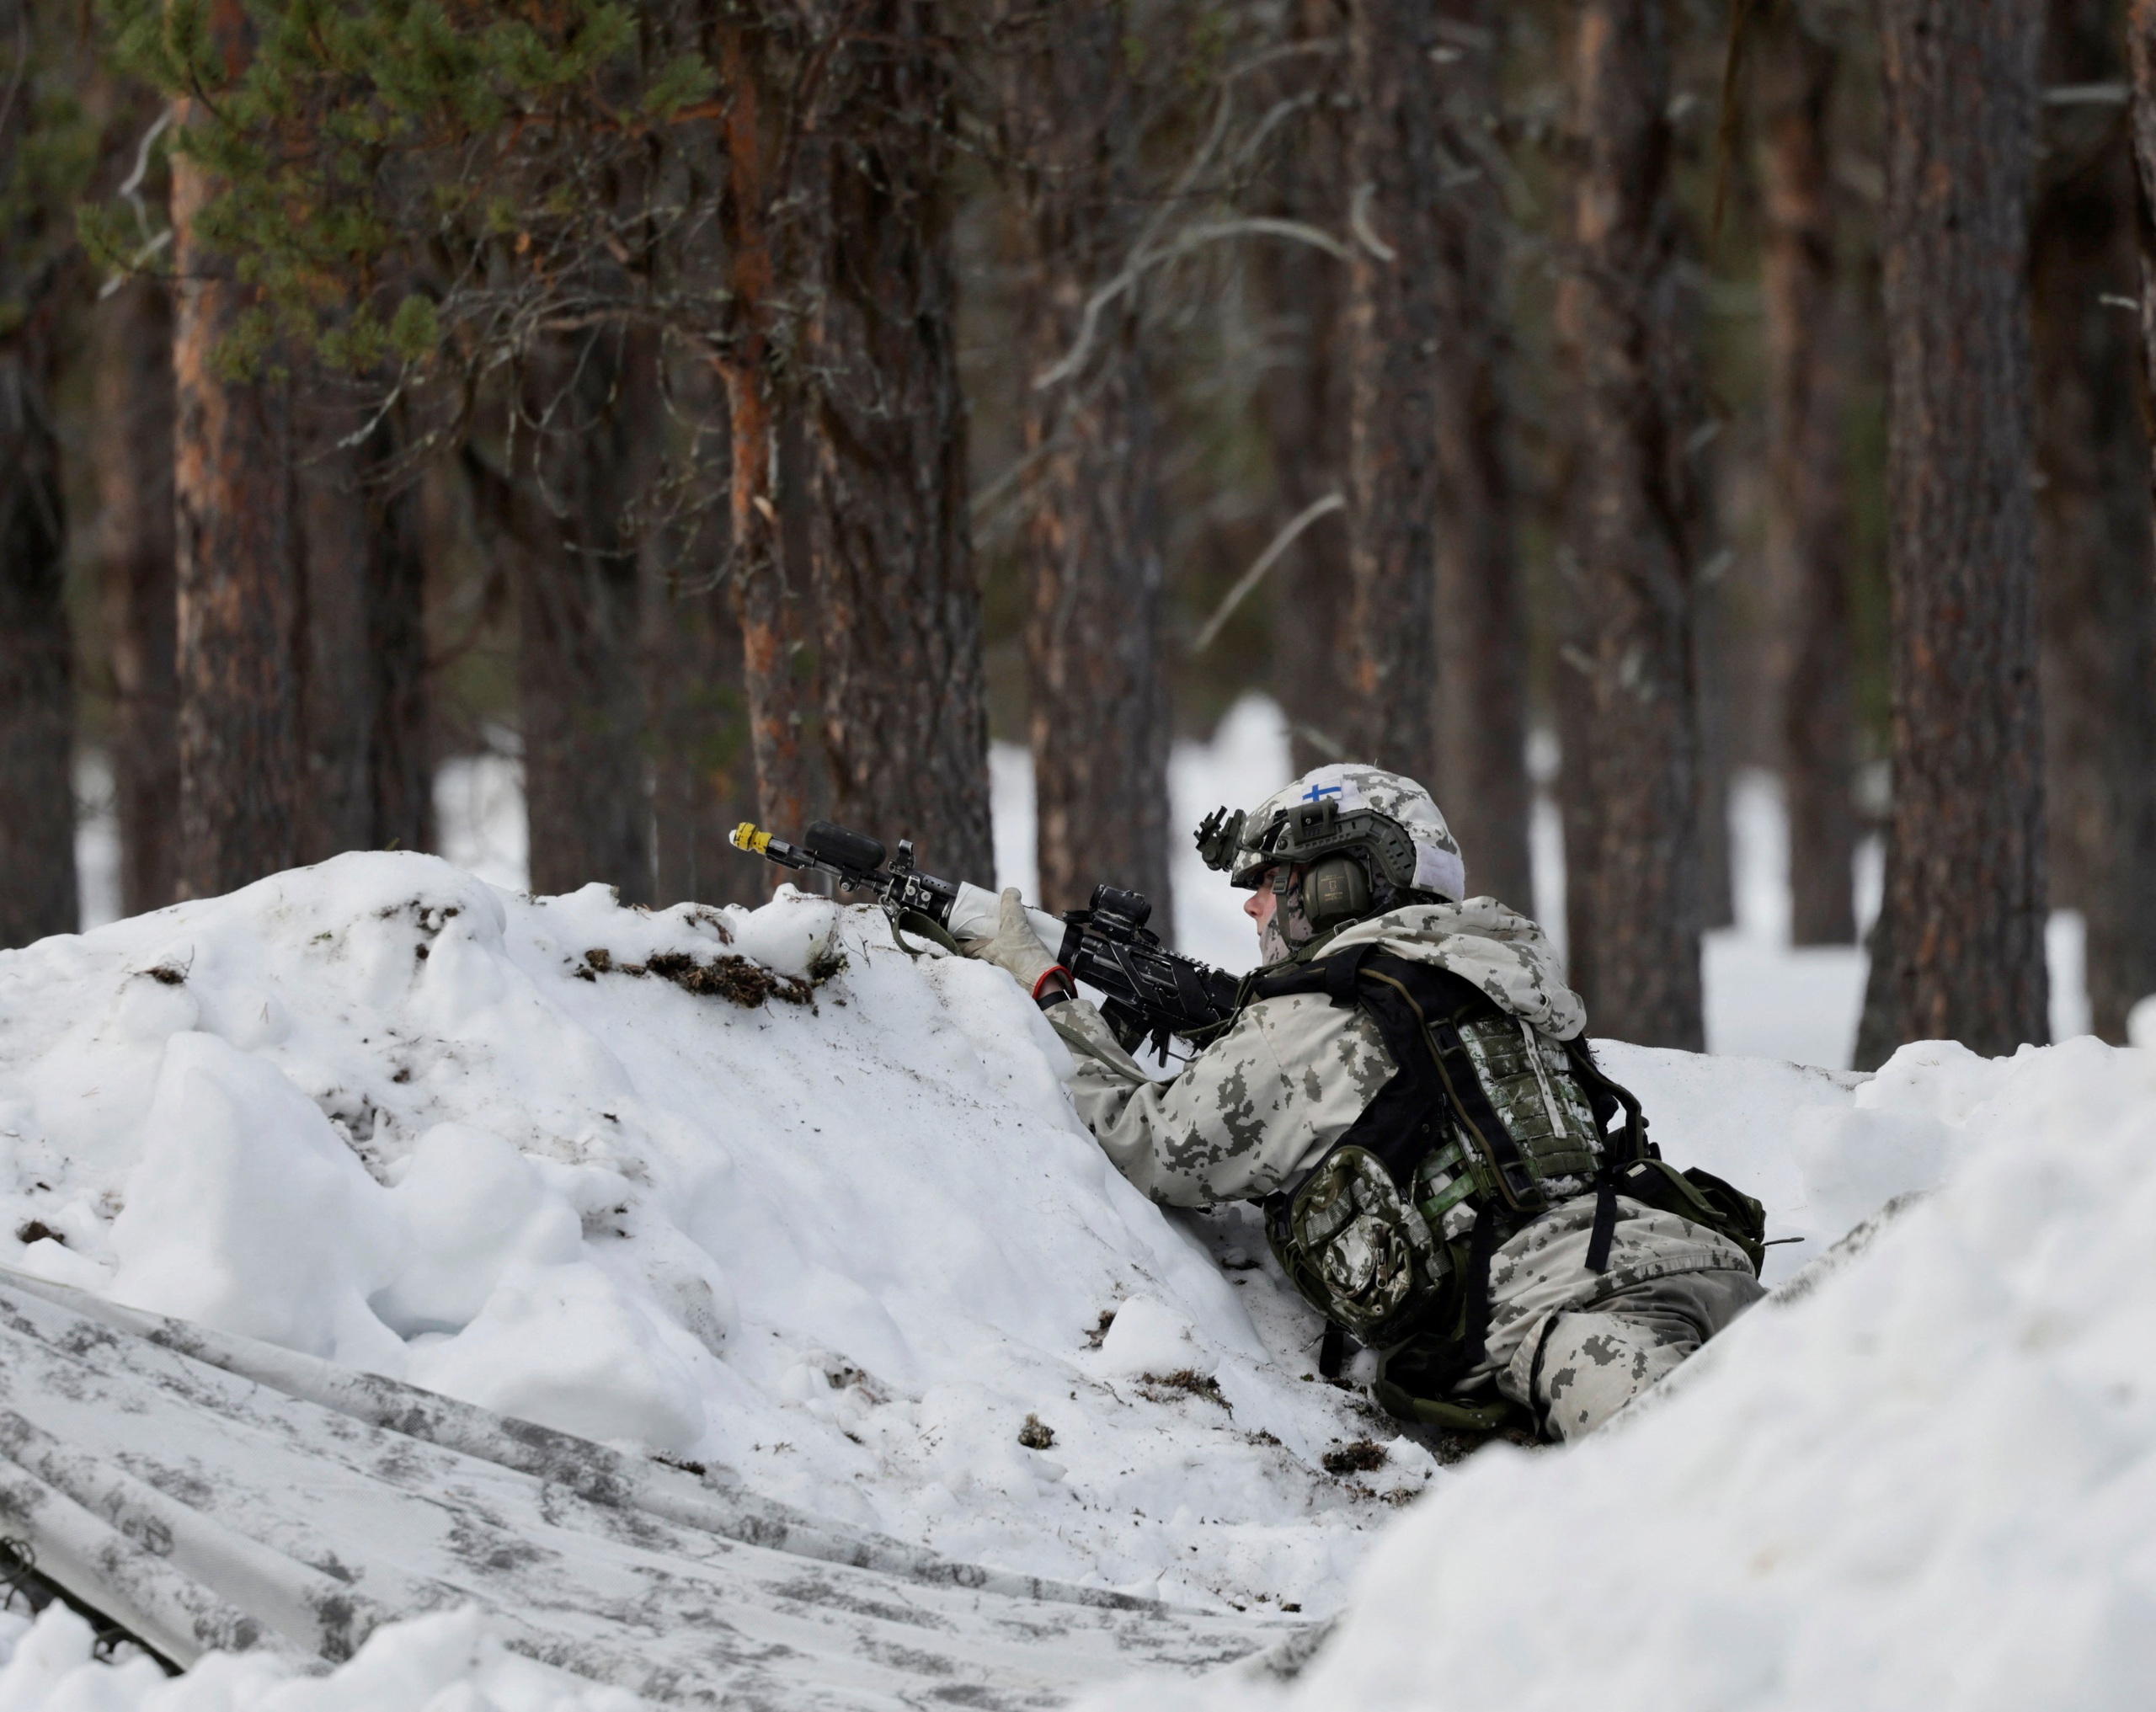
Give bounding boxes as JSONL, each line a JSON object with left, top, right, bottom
{"left": 962, "top": 887, "right": 1072, "bottom": 1000}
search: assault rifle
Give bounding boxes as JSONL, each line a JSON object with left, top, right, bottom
{"left": 731, "top": 820, "right": 1241, "bottom": 1060}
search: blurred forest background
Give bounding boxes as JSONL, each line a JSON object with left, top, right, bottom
{"left": 2, "top": 0, "right": 2153, "bottom": 1067}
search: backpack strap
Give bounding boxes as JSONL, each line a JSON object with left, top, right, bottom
{"left": 1318, "top": 1321, "right": 1347, "bottom": 1379}
{"left": 1354, "top": 956, "right": 1546, "bottom": 1213}
{"left": 1245, "top": 942, "right": 1371, "bottom": 1008}
{"left": 1562, "top": 1037, "right": 1654, "bottom": 1275}
{"left": 1251, "top": 946, "right": 1553, "bottom": 1213}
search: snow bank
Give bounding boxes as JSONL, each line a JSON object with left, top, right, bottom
{"left": 0, "top": 844, "right": 1928, "bottom": 1631}
{"left": 16, "top": 829, "right": 2089, "bottom": 1708}
{"left": 0, "top": 851, "right": 1498, "bottom": 1617}
{"left": 1081, "top": 1032, "right": 2156, "bottom": 1710}
{"left": 0, "top": 1603, "right": 635, "bottom": 1711}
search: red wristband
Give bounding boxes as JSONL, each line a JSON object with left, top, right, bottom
{"left": 1031, "top": 966, "right": 1074, "bottom": 1002}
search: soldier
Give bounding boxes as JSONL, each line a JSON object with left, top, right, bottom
{"left": 960, "top": 764, "right": 1764, "bottom": 1441}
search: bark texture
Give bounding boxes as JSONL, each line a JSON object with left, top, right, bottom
{"left": 1428, "top": 0, "right": 1532, "bottom": 913}
{"left": 1554, "top": 0, "right": 1705, "bottom": 1048}
{"left": 96, "top": 277, "right": 179, "bottom": 917}
{"left": 1758, "top": 2, "right": 1858, "bottom": 945}
{"left": 0, "top": 18, "right": 77, "bottom": 946}
{"left": 1693, "top": 555, "right": 1735, "bottom": 932}
{"left": 2035, "top": 0, "right": 2156, "bottom": 1042}
{"left": 1855, "top": 0, "right": 2048, "bottom": 1067}
{"left": 1262, "top": 0, "right": 1353, "bottom": 778}
{"left": 800, "top": 5, "right": 992, "bottom": 883}
{"left": 296, "top": 407, "right": 432, "bottom": 862}
{"left": 647, "top": 362, "right": 758, "bottom": 909}
{"left": 1004, "top": 2, "right": 1172, "bottom": 916}
{"left": 511, "top": 334, "right": 653, "bottom": 903}
{"left": 172, "top": 71, "right": 302, "bottom": 900}
{"left": 717, "top": 18, "right": 809, "bottom": 852}
{"left": 1341, "top": 0, "right": 1443, "bottom": 778}
{"left": 648, "top": 571, "right": 758, "bottom": 909}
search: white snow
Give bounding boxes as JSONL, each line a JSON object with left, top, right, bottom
{"left": 1080, "top": 1030, "right": 2156, "bottom": 1712}
{"left": 0, "top": 851, "right": 1451, "bottom": 1625}
{"left": 15, "top": 698, "right": 2149, "bottom": 1707}
{"left": 0, "top": 1603, "right": 637, "bottom": 1711}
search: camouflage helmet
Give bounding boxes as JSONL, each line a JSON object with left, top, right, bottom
{"left": 1194, "top": 764, "right": 1467, "bottom": 903}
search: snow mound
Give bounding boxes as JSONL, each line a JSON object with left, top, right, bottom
{"left": 0, "top": 846, "right": 2006, "bottom": 1658}
{"left": 1081, "top": 1032, "right": 2156, "bottom": 1710}
{"left": 0, "top": 852, "right": 1523, "bottom": 1614}
{"left": 0, "top": 1603, "right": 634, "bottom": 1711}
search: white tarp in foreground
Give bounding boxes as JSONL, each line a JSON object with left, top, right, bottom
{"left": 0, "top": 1269, "right": 1294, "bottom": 1708}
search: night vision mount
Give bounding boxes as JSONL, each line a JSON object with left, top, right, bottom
{"left": 1194, "top": 799, "right": 1424, "bottom": 892}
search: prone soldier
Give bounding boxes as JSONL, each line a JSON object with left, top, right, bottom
{"left": 958, "top": 765, "right": 1764, "bottom": 1441}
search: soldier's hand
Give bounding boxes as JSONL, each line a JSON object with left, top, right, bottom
{"left": 961, "top": 888, "right": 1072, "bottom": 1001}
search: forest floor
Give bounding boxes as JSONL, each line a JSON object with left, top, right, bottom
{"left": 0, "top": 711, "right": 2146, "bottom": 1707}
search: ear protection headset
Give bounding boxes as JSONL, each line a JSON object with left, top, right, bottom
{"left": 1297, "top": 853, "right": 1374, "bottom": 931}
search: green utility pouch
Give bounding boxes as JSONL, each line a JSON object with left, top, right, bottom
{"left": 1269, "top": 1145, "right": 1452, "bottom": 1347}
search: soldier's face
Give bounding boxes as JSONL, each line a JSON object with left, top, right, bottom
{"left": 1243, "top": 877, "right": 1278, "bottom": 939}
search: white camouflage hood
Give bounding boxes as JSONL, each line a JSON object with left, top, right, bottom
{"left": 1325, "top": 898, "right": 1588, "bottom": 1040}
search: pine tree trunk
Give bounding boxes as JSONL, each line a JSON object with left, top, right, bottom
{"left": 648, "top": 573, "right": 758, "bottom": 909}
{"left": 1758, "top": 3, "right": 1858, "bottom": 946}
{"left": 1555, "top": 589, "right": 1600, "bottom": 1000}
{"left": 1342, "top": 0, "right": 1443, "bottom": 778}
{"left": 1854, "top": 0, "right": 2047, "bottom": 1068}
{"left": 2036, "top": 0, "right": 2156, "bottom": 1042}
{"left": 646, "top": 359, "right": 758, "bottom": 909}
{"left": 513, "top": 334, "right": 653, "bottom": 903}
{"left": 717, "top": 19, "right": 808, "bottom": 851}
{"left": 0, "top": 19, "right": 77, "bottom": 947}
{"left": 95, "top": 277, "right": 179, "bottom": 916}
{"left": 2119, "top": 0, "right": 2156, "bottom": 1028}
{"left": 1694, "top": 557, "right": 1735, "bottom": 932}
{"left": 799, "top": 4, "right": 992, "bottom": 883}
{"left": 1555, "top": 0, "right": 1705, "bottom": 1049}
{"left": 297, "top": 412, "right": 369, "bottom": 861}
{"left": 171, "top": 66, "right": 302, "bottom": 900}
{"left": 365, "top": 419, "right": 432, "bottom": 860}
{"left": 296, "top": 403, "right": 432, "bottom": 862}
{"left": 1428, "top": 0, "right": 1533, "bottom": 914}
{"left": 1262, "top": 0, "right": 1353, "bottom": 778}
{"left": 1003, "top": 1, "right": 1171, "bottom": 916}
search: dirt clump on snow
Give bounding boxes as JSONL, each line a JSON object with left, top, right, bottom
{"left": 576, "top": 947, "right": 819, "bottom": 1008}
{"left": 1140, "top": 1369, "right": 1230, "bottom": 1411}
{"left": 1017, "top": 1414, "right": 1056, "bottom": 1449}
{"left": 1322, "top": 1438, "right": 1389, "bottom": 1476}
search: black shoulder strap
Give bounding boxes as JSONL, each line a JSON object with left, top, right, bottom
{"left": 1562, "top": 1036, "right": 1654, "bottom": 1274}
{"left": 1246, "top": 941, "right": 1371, "bottom": 1008}
{"left": 1249, "top": 944, "right": 1438, "bottom": 1194}
{"left": 1355, "top": 955, "right": 1545, "bottom": 1213}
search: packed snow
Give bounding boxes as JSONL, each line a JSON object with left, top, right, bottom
{"left": 0, "top": 1604, "right": 635, "bottom": 1712}
{"left": 15, "top": 694, "right": 2152, "bottom": 1707}
{"left": 1082, "top": 1027, "right": 2156, "bottom": 1712}
{"left": 0, "top": 852, "right": 1448, "bottom": 1617}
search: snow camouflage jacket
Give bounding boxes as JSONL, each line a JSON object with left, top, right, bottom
{"left": 1046, "top": 897, "right": 1755, "bottom": 1379}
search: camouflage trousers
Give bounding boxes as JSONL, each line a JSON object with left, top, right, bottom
{"left": 1497, "top": 1269, "right": 1764, "bottom": 1442}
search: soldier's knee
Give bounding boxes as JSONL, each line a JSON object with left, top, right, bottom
{"left": 1526, "top": 1310, "right": 1690, "bottom": 1442}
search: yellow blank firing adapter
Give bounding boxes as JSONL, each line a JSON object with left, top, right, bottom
{"left": 731, "top": 823, "right": 772, "bottom": 855}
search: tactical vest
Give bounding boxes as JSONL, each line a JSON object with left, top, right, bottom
{"left": 1246, "top": 943, "right": 1764, "bottom": 1432}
